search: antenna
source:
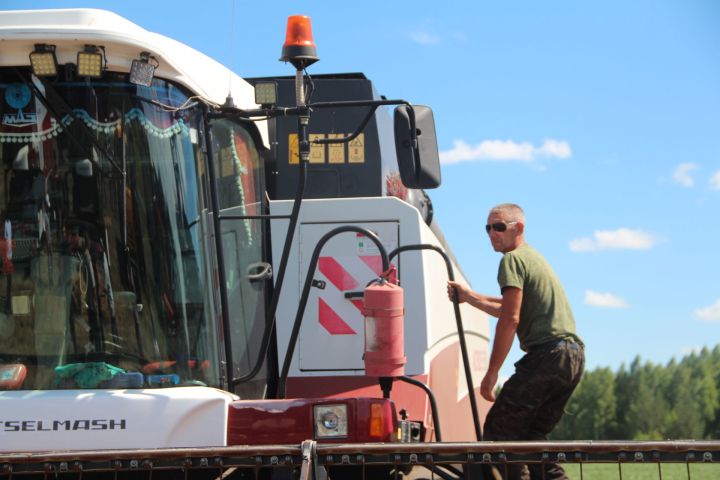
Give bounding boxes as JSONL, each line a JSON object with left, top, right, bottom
{"left": 226, "top": 0, "right": 237, "bottom": 105}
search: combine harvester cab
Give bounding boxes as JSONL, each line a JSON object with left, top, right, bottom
{"left": 2, "top": 8, "right": 715, "bottom": 480}
{"left": 0, "top": 8, "right": 262, "bottom": 453}
{"left": 0, "top": 7, "right": 494, "bottom": 479}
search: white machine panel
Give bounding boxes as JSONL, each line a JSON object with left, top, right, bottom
{"left": 0, "top": 387, "right": 237, "bottom": 452}
{"left": 298, "top": 222, "right": 398, "bottom": 371}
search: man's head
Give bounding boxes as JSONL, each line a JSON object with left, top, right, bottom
{"left": 486, "top": 203, "right": 525, "bottom": 253}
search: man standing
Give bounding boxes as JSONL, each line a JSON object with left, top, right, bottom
{"left": 448, "top": 203, "right": 584, "bottom": 480}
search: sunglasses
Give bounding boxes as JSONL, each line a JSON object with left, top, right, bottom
{"left": 485, "top": 221, "right": 518, "bottom": 233}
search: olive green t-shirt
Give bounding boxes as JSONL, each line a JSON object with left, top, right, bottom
{"left": 497, "top": 243, "right": 581, "bottom": 351}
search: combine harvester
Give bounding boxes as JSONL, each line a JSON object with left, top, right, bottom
{"left": 0, "top": 8, "right": 717, "bottom": 480}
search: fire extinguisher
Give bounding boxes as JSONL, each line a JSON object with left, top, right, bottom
{"left": 362, "top": 269, "right": 406, "bottom": 379}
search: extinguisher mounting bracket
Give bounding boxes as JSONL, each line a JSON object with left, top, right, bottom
{"left": 343, "top": 291, "right": 364, "bottom": 299}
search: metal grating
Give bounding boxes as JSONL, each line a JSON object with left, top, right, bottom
{"left": 0, "top": 441, "right": 718, "bottom": 480}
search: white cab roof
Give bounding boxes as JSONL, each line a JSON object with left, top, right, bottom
{"left": 0, "top": 9, "right": 263, "bottom": 117}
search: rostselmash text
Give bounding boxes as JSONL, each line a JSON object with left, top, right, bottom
{"left": 1, "top": 419, "right": 127, "bottom": 432}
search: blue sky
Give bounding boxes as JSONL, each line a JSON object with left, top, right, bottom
{"left": 6, "top": 0, "right": 719, "bottom": 380}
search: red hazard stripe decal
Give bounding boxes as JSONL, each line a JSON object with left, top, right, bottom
{"left": 359, "top": 255, "right": 383, "bottom": 275}
{"left": 318, "top": 257, "right": 358, "bottom": 291}
{"left": 350, "top": 299, "right": 364, "bottom": 313}
{"left": 318, "top": 298, "right": 356, "bottom": 335}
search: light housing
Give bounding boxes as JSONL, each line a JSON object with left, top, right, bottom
{"left": 313, "top": 403, "right": 348, "bottom": 439}
{"left": 29, "top": 44, "right": 58, "bottom": 77}
{"left": 368, "top": 401, "right": 395, "bottom": 439}
{"left": 280, "top": 15, "right": 319, "bottom": 69}
{"left": 129, "top": 51, "right": 158, "bottom": 87}
{"left": 393, "top": 105, "right": 441, "bottom": 189}
{"left": 254, "top": 81, "right": 278, "bottom": 107}
{"left": 77, "top": 45, "right": 104, "bottom": 78}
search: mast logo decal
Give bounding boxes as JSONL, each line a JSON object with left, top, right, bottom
{"left": 1, "top": 419, "right": 127, "bottom": 432}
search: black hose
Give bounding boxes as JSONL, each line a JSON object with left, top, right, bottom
{"left": 276, "top": 226, "right": 389, "bottom": 398}
{"left": 389, "top": 244, "right": 483, "bottom": 441}
{"left": 398, "top": 375, "right": 442, "bottom": 442}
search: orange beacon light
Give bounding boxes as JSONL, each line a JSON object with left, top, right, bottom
{"left": 280, "top": 15, "right": 319, "bottom": 69}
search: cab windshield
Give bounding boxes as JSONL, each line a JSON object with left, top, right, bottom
{"left": 0, "top": 70, "right": 221, "bottom": 390}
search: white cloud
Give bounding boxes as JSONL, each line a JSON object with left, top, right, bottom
{"left": 695, "top": 299, "right": 720, "bottom": 322}
{"left": 680, "top": 346, "right": 703, "bottom": 356}
{"left": 409, "top": 31, "right": 440, "bottom": 45}
{"left": 536, "top": 139, "right": 572, "bottom": 158}
{"left": 440, "top": 138, "right": 571, "bottom": 165}
{"left": 570, "top": 228, "right": 658, "bottom": 252}
{"left": 710, "top": 170, "right": 720, "bottom": 190}
{"left": 672, "top": 162, "right": 698, "bottom": 187}
{"left": 585, "top": 290, "right": 630, "bottom": 308}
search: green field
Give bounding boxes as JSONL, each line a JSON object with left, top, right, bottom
{"left": 410, "top": 463, "right": 719, "bottom": 479}
{"left": 559, "top": 463, "right": 719, "bottom": 479}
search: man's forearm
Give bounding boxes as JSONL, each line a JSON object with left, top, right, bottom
{"left": 487, "top": 316, "right": 517, "bottom": 375}
{"left": 466, "top": 292, "right": 503, "bottom": 318}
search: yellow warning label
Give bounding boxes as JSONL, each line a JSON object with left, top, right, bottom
{"left": 288, "top": 133, "right": 299, "bottom": 164}
{"left": 309, "top": 134, "right": 326, "bottom": 163}
{"left": 348, "top": 133, "right": 365, "bottom": 163}
{"left": 328, "top": 134, "right": 345, "bottom": 164}
{"left": 289, "top": 133, "right": 364, "bottom": 164}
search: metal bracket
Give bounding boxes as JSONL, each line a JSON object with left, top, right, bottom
{"left": 299, "top": 440, "right": 318, "bottom": 480}
{"left": 343, "top": 291, "right": 364, "bottom": 299}
{"left": 311, "top": 279, "right": 326, "bottom": 289}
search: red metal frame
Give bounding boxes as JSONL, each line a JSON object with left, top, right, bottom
{"left": 226, "top": 397, "right": 397, "bottom": 445}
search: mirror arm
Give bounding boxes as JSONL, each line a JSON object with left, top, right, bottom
{"left": 306, "top": 99, "right": 416, "bottom": 146}
{"left": 209, "top": 99, "right": 420, "bottom": 150}
{"left": 313, "top": 105, "right": 378, "bottom": 144}
{"left": 310, "top": 98, "right": 410, "bottom": 109}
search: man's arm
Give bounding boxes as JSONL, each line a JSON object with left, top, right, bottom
{"left": 447, "top": 280, "right": 503, "bottom": 318}
{"left": 480, "top": 286, "right": 522, "bottom": 401}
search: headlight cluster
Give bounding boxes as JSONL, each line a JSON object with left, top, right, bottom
{"left": 313, "top": 404, "right": 348, "bottom": 439}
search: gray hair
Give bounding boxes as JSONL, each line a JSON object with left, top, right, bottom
{"left": 489, "top": 203, "right": 525, "bottom": 223}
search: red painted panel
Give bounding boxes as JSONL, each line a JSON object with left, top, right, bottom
{"left": 359, "top": 255, "right": 383, "bottom": 275}
{"left": 284, "top": 342, "right": 492, "bottom": 442}
{"left": 285, "top": 375, "right": 430, "bottom": 436}
{"left": 318, "top": 256, "right": 358, "bottom": 291}
{"left": 318, "top": 298, "right": 356, "bottom": 334}
{"left": 350, "top": 299, "right": 364, "bottom": 312}
{"left": 226, "top": 397, "right": 397, "bottom": 445}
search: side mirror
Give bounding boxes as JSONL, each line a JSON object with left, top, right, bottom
{"left": 393, "top": 105, "right": 441, "bottom": 189}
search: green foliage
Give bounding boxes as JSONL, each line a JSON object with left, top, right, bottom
{"left": 549, "top": 345, "right": 720, "bottom": 440}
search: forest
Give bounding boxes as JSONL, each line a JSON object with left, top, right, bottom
{"left": 550, "top": 345, "right": 720, "bottom": 440}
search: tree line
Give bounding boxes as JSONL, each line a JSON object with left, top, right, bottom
{"left": 550, "top": 345, "right": 720, "bottom": 440}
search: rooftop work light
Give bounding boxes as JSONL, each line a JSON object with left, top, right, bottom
{"left": 77, "top": 45, "right": 104, "bottom": 78}
{"left": 253, "top": 81, "right": 278, "bottom": 107}
{"left": 29, "top": 44, "right": 58, "bottom": 77}
{"left": 129, "top": 51, "right": 158, "bottom": 87}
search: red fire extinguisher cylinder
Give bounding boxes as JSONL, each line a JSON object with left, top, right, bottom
{"left": 363, "top": 281, "right": 406, "bottom": 377}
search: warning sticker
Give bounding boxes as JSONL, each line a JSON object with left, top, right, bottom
{"left": 356, "top": 231, "right": 380, "bottom": 255}
{"left": 348, "top": 134, "right": 365, "bottom": 163}
{"left": 288, "top": 133, "right": 299, "bottom": 164}
{"left": 328, "top": 134, "right": 345, "bottom": 164}
{"left": 289, "top": 133, "right": 364, "bottom": 164}
{"left": 309, "top": 134, "right": 326, "bottom": 163}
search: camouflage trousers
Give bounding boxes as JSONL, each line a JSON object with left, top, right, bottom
{"left": 484, "top": 339, "right": 585, "bottom": 480}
